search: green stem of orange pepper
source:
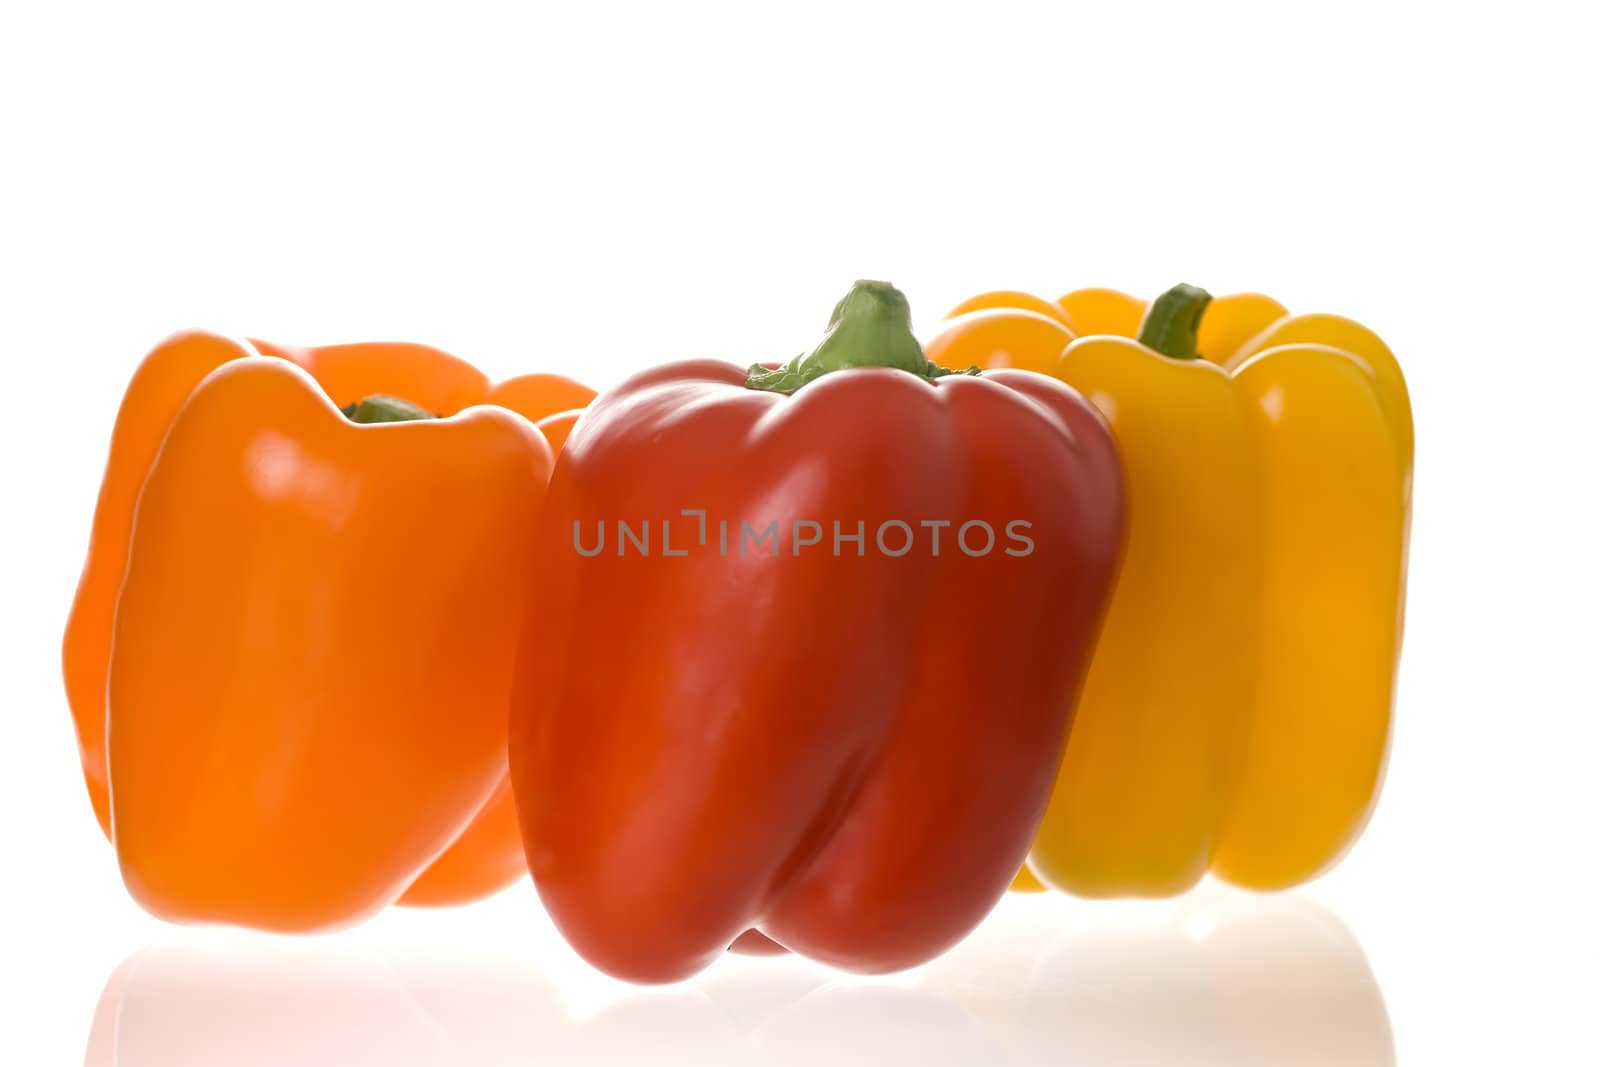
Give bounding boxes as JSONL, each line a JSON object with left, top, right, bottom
{"left": 340, "top": 396, "right": 438, "bottom": 423}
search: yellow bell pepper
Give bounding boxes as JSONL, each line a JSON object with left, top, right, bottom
{"left": 927, "top": 284, "right": 1412, "bottom": 894}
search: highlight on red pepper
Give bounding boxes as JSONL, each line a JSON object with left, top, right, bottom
{"left": 508, "top": 280, "right": 1127, "bottom": 983}
{"left": 62, "top": 333, "right": 593, "bottom": 929}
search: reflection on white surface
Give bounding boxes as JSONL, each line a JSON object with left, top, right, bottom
{"left": 922, "top": 887, "right": 1395, "bottom": 1066}
{"left": 85, "top": 886, "right": 1391, "bottom": 1066}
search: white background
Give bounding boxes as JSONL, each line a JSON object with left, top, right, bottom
{"left": 2, "top": 1, "right": 1596, "bottom": 1063}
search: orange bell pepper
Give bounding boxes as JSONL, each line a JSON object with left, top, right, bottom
{"left": 509, "top": 281, "right": 1126, "bottom": 982}
{"left": 62, "top": 332, "right": 593, "bottom": 928}
{"left": 929, "top": 285, "right": 1411, "bottom": 895}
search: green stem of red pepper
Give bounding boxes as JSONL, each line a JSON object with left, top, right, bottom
{"left": 746, "top": 279, "right": 977, "bottom": 393}
{"left": 1137, "top": 283, "right": 1213, "bottom": 361}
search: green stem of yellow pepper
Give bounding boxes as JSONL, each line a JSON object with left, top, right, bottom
{"left": 1137, "top": 283, "right": 1213, "bottom": 361}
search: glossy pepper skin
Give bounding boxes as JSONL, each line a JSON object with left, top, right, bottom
{"left": 62, "top": 332, "right": 593, "bottom": 925}
{"left": 928, "top": 284, "right": 1411, "bottom": 895}
{"left": 509, "top": 281, "right": 1125, "bottom": 983}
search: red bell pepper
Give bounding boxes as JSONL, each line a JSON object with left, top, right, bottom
{"left": 509, "top": 281, "right": 1125, "bottom": 982}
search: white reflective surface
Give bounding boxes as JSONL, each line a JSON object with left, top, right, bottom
{"left": 84, "top": 886, "right": 1390, "bottom": 1066}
